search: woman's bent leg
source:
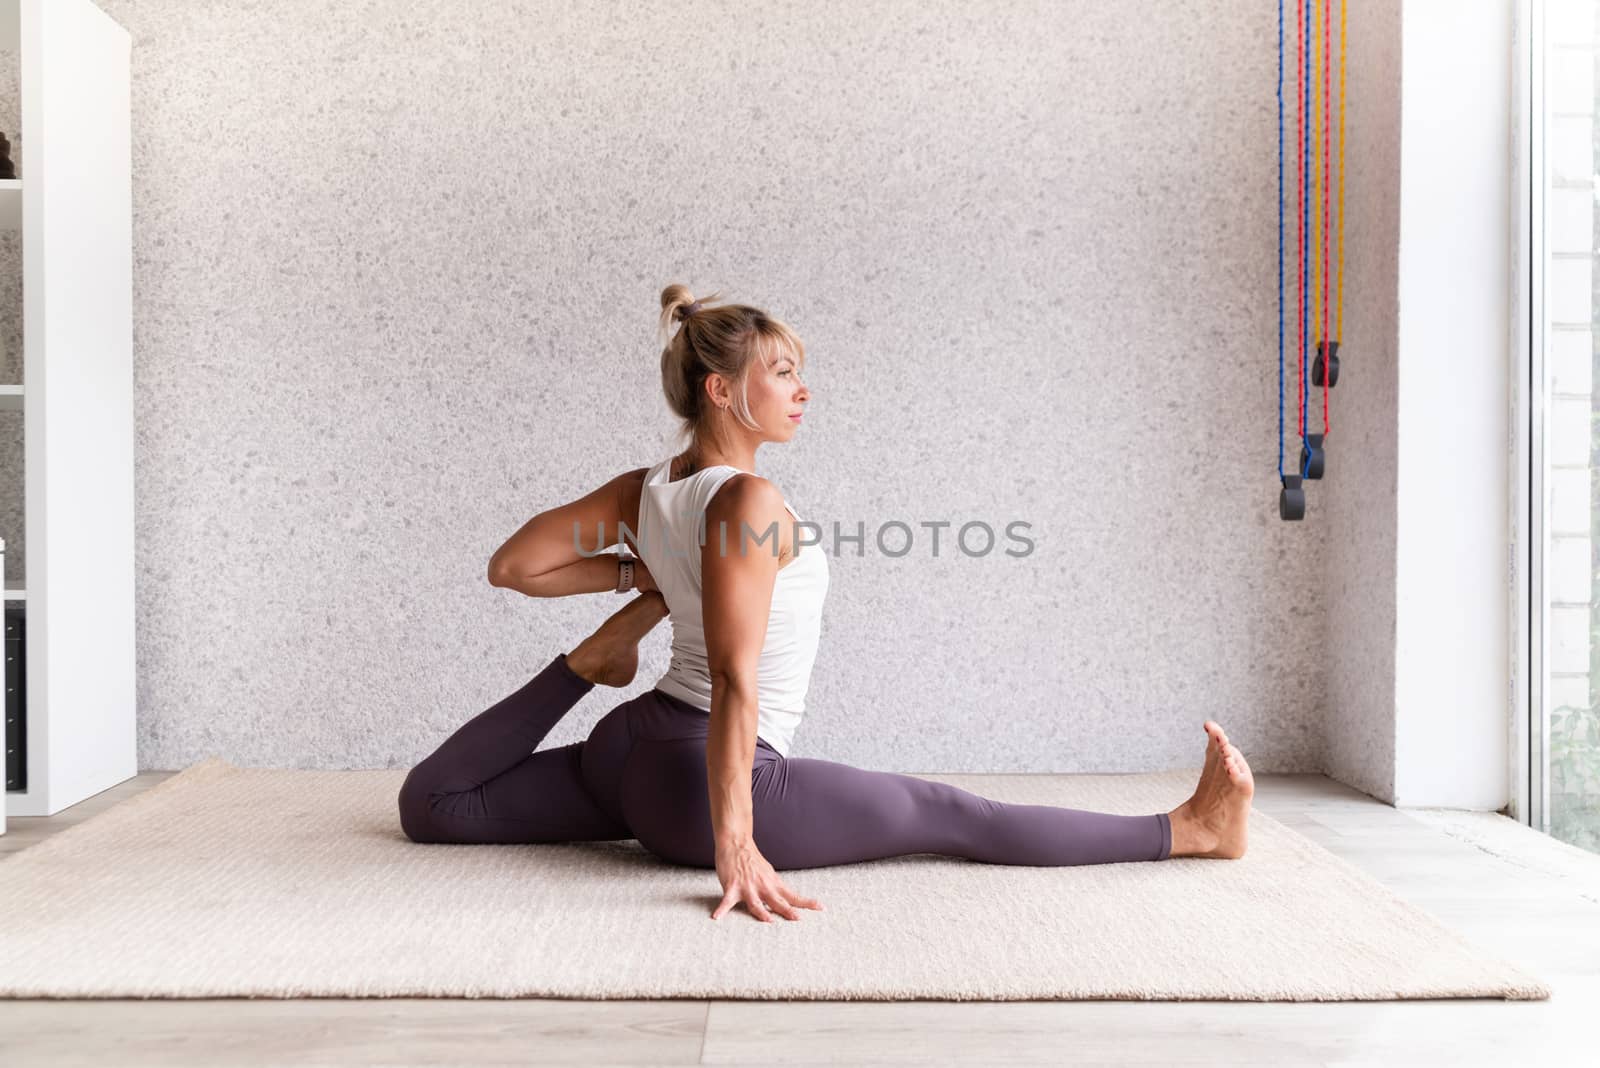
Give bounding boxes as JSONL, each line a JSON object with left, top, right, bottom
{"left": 757, "top": 758, "right": 1171, "bottom": 869}
{"left": 398, "top": 653, "right": 631, "bottom": 845}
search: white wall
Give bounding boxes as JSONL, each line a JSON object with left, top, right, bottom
{"left": 1393, "top": 0, "right": 1514, "bottom": 808}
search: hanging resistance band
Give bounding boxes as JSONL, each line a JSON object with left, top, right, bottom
{"left": 1278, "top": 0, "right": 1346, "bottom": 522}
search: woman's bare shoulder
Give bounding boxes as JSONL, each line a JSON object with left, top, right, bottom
{"left": 610, "top": 466, "right": 651, "bottom": 507}
{"left": 697, "top": 474, "right": 797, "bottom": 570}
{"left": 705, "top": 472, "right": 787, "bottom": 530}
{"left": 614, "top": 466, "right": 653, "bottom": 552}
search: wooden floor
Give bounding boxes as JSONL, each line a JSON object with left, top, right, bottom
{"left": 2, "top": 771, "right": 1597, "bottom": 1067}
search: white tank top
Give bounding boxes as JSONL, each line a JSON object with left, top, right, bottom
{"left": 637, "top": 457, "right": 829, "bottom": 757}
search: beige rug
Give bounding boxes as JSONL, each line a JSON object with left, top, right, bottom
{"left": 0, "top": 758, "right": 1549, "bottom": 1001}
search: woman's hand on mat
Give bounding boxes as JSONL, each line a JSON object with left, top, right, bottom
{"left": 711, "top": 838, "right": 824, "bottom": 922}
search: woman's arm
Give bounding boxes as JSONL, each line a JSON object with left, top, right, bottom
{"left": 491, "top": 551, "right": 656, "bottom": 598}
{"left": 487, "top": 467, "right": 649, "bottom": 592}
{"left": 702, "top": 475, "right": 784, "bottom": 843}
{"left": 701, "top": 475, "right": 822, "bottom": 922}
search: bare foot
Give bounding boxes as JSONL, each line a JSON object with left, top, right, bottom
{"left": 1167, "top": 720, "right": 1254, "bottom": 859}
{"left": 565, "top": 591, "right": 670, "bottom": 687}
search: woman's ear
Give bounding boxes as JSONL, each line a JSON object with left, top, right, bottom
{"left": 704, "top": 373, "right": 725, "bottom": 408}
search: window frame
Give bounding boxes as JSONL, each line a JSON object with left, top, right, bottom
{"left": 1513, "top": 0, "right": 1548, "bottom": 832}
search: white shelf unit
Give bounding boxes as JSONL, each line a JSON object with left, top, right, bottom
{"left": 1, "top": 0, "right": 134, "bottom": 827}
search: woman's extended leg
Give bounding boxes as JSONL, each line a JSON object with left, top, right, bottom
{"left": 752, "top": 724, "right": 1253, "bottom": 868}
{"left": 620, "top": 737, "right": 1170, "bottom": 868}
{"left": 753, "top": 759, "right": 1172, "bottom": 868}
{"left": 397, "top": 592, "right": 670, "bottom": 845}
{"left": 622, "top": 722, "right": 1253, "bottom": 870}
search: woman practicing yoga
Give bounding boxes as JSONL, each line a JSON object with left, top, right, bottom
{"left": 398, "top": 285, "right": 1255, "bottom": 923}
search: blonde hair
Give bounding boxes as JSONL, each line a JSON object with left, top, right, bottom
{"left": 657, "top": 284, "right": 807, "bottom": 446}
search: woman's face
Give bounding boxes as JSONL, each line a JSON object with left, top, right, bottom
{"left": 742, "top": 351, "right": 809, "bottom": 440}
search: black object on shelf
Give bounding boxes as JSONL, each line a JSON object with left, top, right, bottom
{"left": 6, "top": 604, "right": 24, "bottom": 793}
{"left": 0, "top": 131, "right": 15, "bottom": 180}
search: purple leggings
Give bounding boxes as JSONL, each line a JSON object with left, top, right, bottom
{"left": 398, "top": 652, "right": 1172, "bottom": 868}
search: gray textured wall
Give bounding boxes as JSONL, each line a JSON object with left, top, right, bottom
{"left": 1319, "top": 1, "right": 1400, "bottom": 801}
{"left": 0, "top": 38, "right": 21, "bottom": 528}
{"left": 0, "top": 0, "right": 1402, "bottom": 780}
